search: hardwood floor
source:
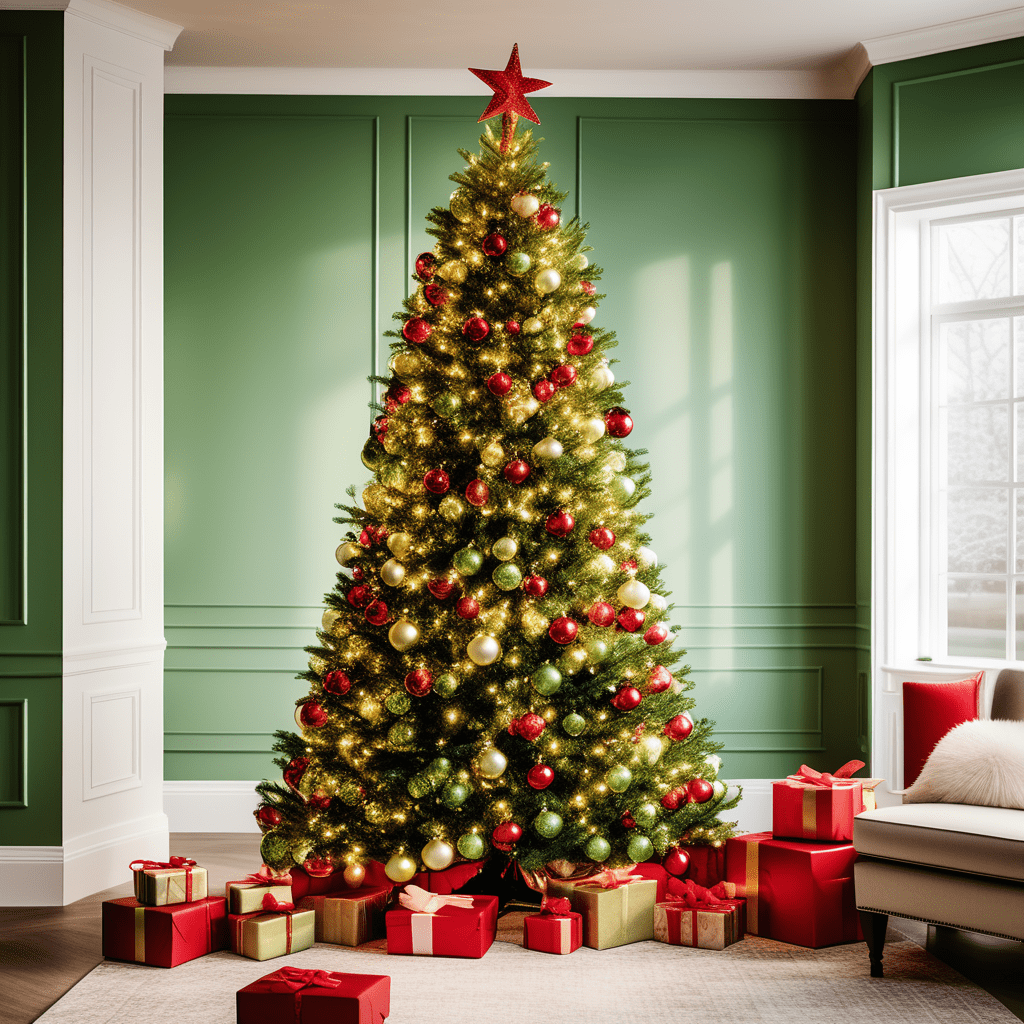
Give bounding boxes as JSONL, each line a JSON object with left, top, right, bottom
{"left": 0, "top": 834, "right": 1021, "bottom": 1024}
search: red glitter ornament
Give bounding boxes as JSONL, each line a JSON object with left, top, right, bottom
{"left": 372, "top": 415, "right": 388, "bottom": 441}
{"left": 611, "top": 686, "right": 642, "bottom": 711}
{"left": 523, "top": 575, "right": 548, "bottom": 597}
{"left": 527, "top": 764, "right": 554, "bottom": 790}
{"left": 402, "top": 317, "right": 432, "bottom": 344}
{"left": 605, "top": 406, "right": 634, "bottom": 437}
{"left": 462, "top": 317, "right": 491, "bottom": 343}
{"left": 465, "top": 479, "right": 490, "bottom": 506}
{"left": 456, "top": 596, "right": 480, "bottom": 620}
{"left": 307, "top": 790, "right": 331, "bottom": 810}
{"left": 533, "top": 379, "right": 556, "bottom": 402}
{"left": 385, "top": 384, "right": 411, "bottom": 412}
{"left": 549, "top": 616, "right": 578, "bottom": 644}
{"left": 427, "top": 577, "right": 455, "bottom": 600}
{"left": 491, "top": 821, "right": 523, "bottom": 847}
{"left": 415, "top": 252, "right": 436, "bottom": 280}
{"left": 663, "top": 713, "right": 694, "bottom": 741}
{"left": 535, "top": 204, "right": 560, "bottom": 230}
{"left": 487, "top": 371, "right": 513, "bottom": 396}
{"left": 647, "top": 665, "right": 672, "bottom": 693}
{"left": 566, "top": 333, "right": 594, "bottom": 356}
{"left": 503, "top": 459, "right": 531, "bottom": 485}
{"left": 510, "top": 713, "right": 546, "bottom": 741}
{"left": 661, "top": 788, "right": 686, "bottom": 811}
{"left": 323, "top": 670, "right": 351, "bottom": 695}
{"left": 589, "top": 527, "right": 615, "bottom": 550}
{"left": 423, "top": 468, "right": 450, "bottom": 494}
{"left": 256, "top": 805, "right": 282, "bottom": 828}
{"left": 364, "top": 600, "right": 388, "bottom": 626}
{"left": 688, "top": 778, "right": 714, "bottom": 803}
{"left": 620, "top": 559, "right": 638, "bottom": 573}
{"left": 303, "top": 857, "right": 334, "bottom": 878}
{"left": 506, "top": 319, "right": 521, "bottom": 335}
{"left": 424, "top": 283, "right": 449, "bottom": 306}
{"left": 663, "top": 847, "right": 691, "bottom": 876}
{"left": 545, "top": 509, "right": 575, "bottom": 538}
{"left": 549, "top": 363, "right": 577, "bottom": 388}
{"left": 644, "top": 623, "right": 670, "bottom": 645}
{"left": 404, "top": 669, "right": 434, "bottom": 697}
{"left": 298, "top": 702, "right": 328, "bottom": 729}
{"left": 617, "top": 607, "right": 646, "bottom": 632}
{"left": 358, "top": 528, "right": 373, "bottom": 547}
{"left": 351, "top": 567, "right": 365, "bottom": 581}
{"left": 588, "top": 602, "right": 616, "bottom": 627}
{"left": 482, "top": 232, "right": 507, "bottom": 257}
{"left": 580, "top": 280, "right": 596, "bottom": 296}
{"left": 283, "top": 756, "right": 309, "bottom": 790}
{"left": 347, "top": 585, "right": 372, "bottom": 609}
{"left": 621, "top": 811, "right": 637, "bottom": 829}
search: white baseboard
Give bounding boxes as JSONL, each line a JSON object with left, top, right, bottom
{"left": 0, "top": 846, "right": 65, "bottom": 906}
{"left": 162, "top": 779, "right": 773, "bottom": 838}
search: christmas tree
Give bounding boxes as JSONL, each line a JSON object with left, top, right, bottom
{"left": 256, "top": 46, "right": 739, "bottom": 888}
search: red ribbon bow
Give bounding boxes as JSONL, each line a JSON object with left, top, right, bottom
{"left": 664, "top": 879, "right": 733, "bottom": 910}
{"left": 787, "top": 760, "right": 865, "bottom": 789}
{"left": 236, "top": 865, "right": 292, "bottom": 887}
{"left": 129, "top": 856, "right": 197, "bottom": 871}
{"left": 264, "top": 966, "right": 342, "bottom": 992}
{"left": 576, "top": 866, "right": 642, "bottom": 889}
{"left": 261, "top": 891, "right": 296, "bottom": 913}
{"left": 539, "top": 897, "right": 573, "bottom": 916}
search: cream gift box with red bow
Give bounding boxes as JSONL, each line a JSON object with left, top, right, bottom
{"left": 226, "top": 866, "right": 294, "bottom": 915}
{"left": 545, "top": 867, "right": 659, "bottom": 950}
{"left": 228, "top": 891, "right": 315, "bottom": 961}
{"left": 130, "top": 857, "right": 208, "bottom": 906}
{"left": 385, "top": 885, "right": 499, "bottom": 958}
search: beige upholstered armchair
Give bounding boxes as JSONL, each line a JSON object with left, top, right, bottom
{"left": 853, "top": 670, "right": 1024, "bottom": 977}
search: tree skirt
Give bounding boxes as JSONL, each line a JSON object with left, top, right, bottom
{"left": 36, "top": 916, "right": 1015, "bottom": 1024}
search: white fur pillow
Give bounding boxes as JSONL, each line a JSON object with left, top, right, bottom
{"left": 905, "top": 718, "right": 1024, "bottom": 810}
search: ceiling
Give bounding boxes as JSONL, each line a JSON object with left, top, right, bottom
{"left": 109, "top": 0, "right": 1023, "bottom": 72}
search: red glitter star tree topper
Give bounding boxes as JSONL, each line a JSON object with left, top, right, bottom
{"left": 469, "top": 44, "right": 552, "bottom": 152}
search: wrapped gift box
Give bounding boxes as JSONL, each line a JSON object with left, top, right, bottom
{"left": 858, "top": 778, "right": 885, "bottom": 813}
{"left": 725, "top": 832, "right": 861, "bottom": 948}
{"left": 130, "top": 858, "right": 208, "bottom": 906}
{"left": 653, "top": 882, "right": 745, "bottom": 950}
{"left": 298, "top": 886, "right": 390, "bottom": 946}
{"left": 230, "top": 908, "right": 316, "bottom": 961}
{"left": 680, "top": 844, "right": 725, "bottom": 888}
{"left": 386, "top": 894, "right": 498, "bottom": 958}
{"left": 523, "top": 900, "right": 582, "bottom": 955}
{"left": 102, "top": 896, "right": 227, "bottom": 967}
{"left": 227, "top": 878, "right": 294, "bottom": 916}
{"left": 630, "top": 862, "right": 671, "bottom": 902}
{"left": 546, "top": 871, "right": 658, "bottom": 950}
{"left": 237, "top": 966, "right": 391, "bottom": 1024}
{"left": 772, "top": 779, "right": 863, "bottom": 842}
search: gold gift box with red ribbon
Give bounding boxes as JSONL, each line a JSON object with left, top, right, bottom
{"left": 130, "top": 857, "right": 208, "bottom": 906}
{"left": 652, "top": 880, "right": 745, "bottom": 950}
{"left": 226, "top": 867, "right": 294, "bottom": 915}
{"left": 298, "top": 885, "right": 391, "bottom": 946}
{"left": 229, "top": 891, "right": 315, "bottom": 961}
{"left": 545, "top": 867, "right": 658, "bottom": 950}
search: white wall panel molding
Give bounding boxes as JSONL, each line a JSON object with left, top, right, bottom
{"left": 0, "top": 847, "right": 64, "bottom": 907}
{"left": 82, "top": 684, "right": 140, "bottom": 800}
{"left": 64, "top": 638, "right": 167, "bottom": 668}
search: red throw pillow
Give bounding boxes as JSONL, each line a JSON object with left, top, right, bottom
{"left": 902, "top": 673, "right": 982, "bottom": 788}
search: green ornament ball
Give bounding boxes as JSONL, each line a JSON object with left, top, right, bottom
{"left": 585, "top": 835, "right": 611, "bottom": 862}
{"left": 385, "top": 691, "right": 411, "bottom": 715}
{"left": 441, "top": 781, "right": 470, "bottom": 808}
{"left": 611, "top": 475, "right": 637, "bottom": 503}
{"left": 407, "top": 774, "right": 431, "bottom": 799}
{"left": 532, "top": 664, "right": 563, "bottom": 696}
{"left": 585, "top": 639, "right": 610, "bottom": 663}
{"left": 533, "top": 811, "right": 564, "bottom": 838}
{"left": 633, "top": 801, "right": 659, "bottom": 828}
{"left": 291, "top": 843, "right": 313, "bottom": 866}
{"left": 507, "top": 251, "right": 531, "bottom": 275}
{"left": 438, "top": 494, "right": 466, "bottom": 521}
{"left": 607, "top": 765, "right": 633, "bottom": 793}
{"left": 433, "top": 673, "right": 459, "bottom": 698}
{"left": 627, "top": 834, "right": 655, "bottom": 863}
{"left": 563, "top": 713, "right": 586, "bottom": 736}
{"left": 426, "top": 757, "right": 452, "bottom": 782}
{"left": 432, "top": 392, "right": 462, "bottom": 419}
{"left": 361, "top": 438, "right": 382, "bottom": 470}
{"left": 457, "top": 832, "right": 486, "bottom": 860}
{"left": 453, "top": 547, "right": 484, "bottom": 576}
{"left": 388, "top": 721, "right": 416, "bottom": 747}
{"left": 492, "top": 562, "right": 523, "bottom": 591}
{"left": 259, "top": 833, "right": 291, "bottom": 868}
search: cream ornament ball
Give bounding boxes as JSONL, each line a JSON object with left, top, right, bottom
{"left": 467, "top": 633, "right": 501, "bottom": 665}
{"left": 578, "top": 306, "right": 596, "bottom": 324}
{"left": 580, "top": 417, "right": 606, "bottom": 443}
{"left": 388, "top": 532, "right": 413, "bottom": 558}
{"left": 421, "top": 839, "right": 455, "bottom": 871}
{"left": 591, "top": 365, "right": 615, "bottom": 391}
{"left": 617, "top": 579, "right": 651, "bottom": 609}
{"left": 532, "top": 437, "right": 563, "bottom": 461}
{"left": 476, "top": 747, "right": 508, "bottom": 779}
{"left": 388, "top": 619, "right": 420, "bottom": 652}
{"left": 649, "top": 593, "right": 668, "bottom": 613}
{"left": 335, "top": 542, "right": 363, "bottom": 567}
{"left": 492, "top": 536, "right": 518, "bottom": 561}
{"left": 641, "top": 733, "right": 665, "bottom": 765}
{"left": 535, "top": 268, "right": 562, "bottom": 294}
{"left": 574, "top": 254, "right": 589, "bottom": 271}
{"left": 590, "top": 553, "right": 616, "bottom": 575}
{"left": 380, "top": 558, "right": 406, "bottom": 587}
{"left": 510, "top": 193, "right": 540, "bottom": 218}
{"left": 637, "top": 546, "right": 658, "bottom": 569}
{"left": 321, "top": 607, "right": 340, "bottom": 632}
{"left": 605, "top": 451, "right": 627, "bottom": 472}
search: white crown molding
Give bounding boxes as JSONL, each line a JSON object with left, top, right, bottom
{"left": 1, "top": 0, "right": 184, "bottom": 49}
{"left": 164, "top": 66, "right": 846, "bottom": 101}
{"left": 862, "top": 5, "right": 1024, "bottom": 67}
{"left": 833, "top": 43, "right": 872, "bottom": 97}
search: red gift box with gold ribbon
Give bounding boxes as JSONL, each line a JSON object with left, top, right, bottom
{"left": 102, "top": 896, "right": 227, "bottom": 967}
{"left": 523, "top": 897, "right": 583, "bottom": 955}
{"left": 725, "top": 832, "right": 862, "bottom": 948}
{"left": 772, "top": 761, "right": 865, "bottom": 842}
{"left": 236, "top": 966, "right": 391, "bottom": 1024}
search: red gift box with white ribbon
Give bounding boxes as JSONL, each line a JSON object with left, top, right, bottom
{"left": 385, "top": 885, "right": 498, "bottom": 958}
{"left": 523, "top": 897, "right": 583, "bottom": 955}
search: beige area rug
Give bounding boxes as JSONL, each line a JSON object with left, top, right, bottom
{"left": 37, "top": 914, "right": 1016, "bottom": 1024}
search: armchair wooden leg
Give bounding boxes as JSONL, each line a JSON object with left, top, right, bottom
{"left": 859, "top": 910, "right": 888, "bottom": 978}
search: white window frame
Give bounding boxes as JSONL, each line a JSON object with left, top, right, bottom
{"left": 872, "top": 167, "right": 1024, "bottom": 797}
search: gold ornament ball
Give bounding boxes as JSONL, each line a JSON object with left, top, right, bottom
{"left": 439, "top": 494, "right": 466, "bottom": 521}
{"left": 380, "top": 558, "right": 406, "bottom": 587}
{"left": 641, "top": 734, "right": 665, "bottom": 765}
{"left": 574, "top": 253, "right": 589, "bottom": 271}
{"left": 580, "top": 417, "right": 606, "bottom": 443}
{"left": 392, "top": 350, "right": 423, "bottom": 377}
{"left": 388, "top": 532, "right": 413, "bottom": 558}
{"left": 476, "top": 747, "right": 508, "bottom": 779}
{"left": 532, "top": 437, "right": 563, "bottom": 461}
{"left": 480, "top": 440, "right": 504, "bottom": 467}
{"left": 574, "top": 444, "right": 597, "bottom": 462}
{"left": 389, "top": 618, "right": 420, "bottom": 652}
{"left": 438, "top": 259, "right": 468, "bottom": 284}
{"left": 450, "top": 190, "right": 474, "bottom": 223}
{"left": 343, "top": 863, "right": 366, "bottom": 888}
{"left": 523, "top": 317, "right": 544, "bottom": 334}
{"left": 467, "top": 249, "right": 484, "bottom": 268}
{"left": 421, "top": 839, "right": 455, "bottom": 871}
{"left": 467, "top": 633, "right": 501, "bottom": 666}
{"left": 605, "top": 451, "right": 628, "bottom": 472}
{"left": 384, "top": 853, "right": 418, "bottom": 883}
{"left": 308, "top": 654, "right": 327, "bottom": 675}
{"left": 335, "top": 541, "right": 363, "bottom": 567}
{"left": 492, "top": 536, "right": 518, "bottom": 561}
{"left": 321, "top": 607, "right": 340, "bottom": 632}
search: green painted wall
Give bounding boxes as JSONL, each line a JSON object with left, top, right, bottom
{"left": 0, "top": 12, "right": 63, "bottom": 846}
{"left": 164, "top": 95, "right": 860, "bottom": 783}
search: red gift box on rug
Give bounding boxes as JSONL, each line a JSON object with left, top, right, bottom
{"left": 680, "top": 843, "right": 725, "bottom": 888}
{"left": 653, "top": 880, "right": 745, "bottom": 949}
{"left": 102, "top": 896, "right": 227, "bottom": 967}
{"left": 237, "top": 966, "right": 390, "bottom": 1024}
{"left": 386, "top": 886, "right": 498, "bottom": 958}
{"left": 725, "top": 832, "right": 862, "bottom": 948}
{"left": 630, "top": 862, "right": 672, "bottom": 902}
{"left": 523, "top": 898, "right": 583, "bottom": 955}
{"left": 772, "top": 761, "right": 865, "bottom": 842}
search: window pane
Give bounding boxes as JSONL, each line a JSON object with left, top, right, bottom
{"left": 937, "top": 218, "right": 1011, "bottom": 303}
{"left": 1016, "top": 217, "right": 1024, "bottom": 295}
{"left": 1016, "top": 581, "right": 1024, "bottom": 660}
{"left": 947, "top": 488, "right": 1008, "bottom": 573}
{"left": 1016, "top": 317, "right": 1024, "bottom": 396}
{"left": 942, "top": 319, "right": 1009, "bottom": 403}
{"left": 947, "top": 405, "right": 1008, "bottom": 483}
{"left": 948, "top": 578, "right": 1006, "bottom": 659}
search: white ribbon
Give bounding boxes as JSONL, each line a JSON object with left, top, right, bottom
{"left": 557, "top": 917, "right": 571, "bottom": 954}
{"left": 399, "top": 884, "right": 475, "bottom": 915}
{"left": 410, "top": 912, "right": 434, "bottom": 955}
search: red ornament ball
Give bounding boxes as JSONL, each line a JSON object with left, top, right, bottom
{"left": 456, "top": 596, "right": 480, "bottom": 620}
{"left": 605, "top": 406, "right": 634, "bottom": 438}
{"left": 545, "top": 509, "right": 575, "bottom": 538}
{"left": 621, "top": 811, "right": 637, "bottom": 829}
{"left": 506, "top": 319, "right": 521, "bottom": 335}
{"left": 492, "top": 821, "right": 523, "bottom": 847}
{"left": 527, "top": 764, "right": 554, "bottom": 790}
{"left": 347, "top": 585, "right": 372, "bottom": 609}
{"left": 523, "top": 575, "right": 548, "bottom": 597}
{"left": 535, "top": 204, "right": 560, "bottom": 230}
{"left": 511, "top": 713, "right": 546, "bottom": 741}
{"left": 372, "top": 415, "right": 388, "bottom": 441}
{"left": 663, "top": 847, "right": 691, "bottom": 876}
{"left": 358, "top": 528, "right": 373, "bottom": 547}
{"left": 588, "top": 602, "right": 616, "bottom": 627}
{"left": 351, "top": 567, "right": 365, "bottom": 581}
{"left": 503, "top": 459, "right": 531, "bottom": 485}
{"left": 283, "top": 756, "right": 310, "bottom": 790}
{"left": 549, "top": 363, "right": 578, "bottom": 388}
{"left": 589, "top": 527, "right": 615, "bottom": 550}
{"left": 307, "top": 790, "right": 331, "bottom": 810}
{"left": 404, "top": 669, "right": 434, "bottom": 697}
{"left": 256, "top": 805, "right": 282, "bottom": 828}
{"left": 427, "top": 576, "right": 455, "bottom": 600}
{"left": 303, "top": 857, "right": 334, "bottom": 878}
{"left": 364, "top": 599, "right": 388, "bottom": 626}
{"left": 549, "top": 616, "right": 579, "bottom": 645}
{"left": 482, "top": 232, "right": 508, "bottom": 257}
{"left": 580, "top": 280, "right": 597, "bottom": 296}
{"left": 644, "top": 623, "right": 670, "bottom": 646}
{"left": 465, "top": 479, "right": 490, "bottom": 507}
{"left": 647, "top": 665, "right": 672, "bottom": 694}
{"left": 660, "top": 788, "right": 686, "bottom": 811}
{"left": 487, "top": 371, "right": 513, "bottom": 397}
{"left": 611, "top": 685, "right": 643, "bottom": 711}
{"left": 663, "top": 713, "right": 694, "bottom": 741}
{"left": 424, "top": 283, "right": 449, "bottom": 307}
{"left": 617, "top": 607, "right": 646, "bottom": 632}
{"left": 688, "top": 778, "right": 715, "bottom": 803}
{"left": 533, "top": 379, "right": 556, "bottom": 403}
{"left": 402, "top": 317, "right": 432, "bottom": 344}
{"left": 414, "top": 252, "right": 436, "bottom": 280}
{"left": 566, "top": 333, "right": 594, "bottom": 356}
{"left": 620, "top": 559, "right": 638, "bottom": 573}
{"left": 462, "top": 317, "right": 491, "bottom": 343}
{"left": 385, "top": 384, "right": 411, "bottom": 412}
{"left": 423, "top": 468, "right": 450, "bottom": 494}
{"left": 323, "top": 670, "right": 352, "bottom": 696}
